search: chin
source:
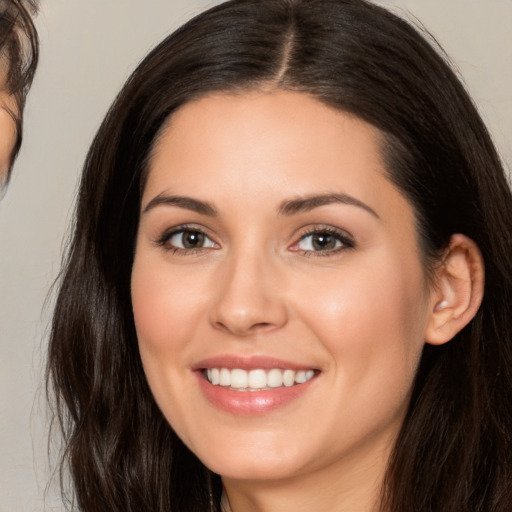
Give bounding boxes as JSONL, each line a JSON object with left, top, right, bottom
{"left": 193, "top": 437, "right": 310, "bottom": 482}
{"left": 209, "top": 457, "right": 302, "bottom": 482}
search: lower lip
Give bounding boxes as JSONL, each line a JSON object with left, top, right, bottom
{"left": 196, "top": 372, "right": 317, "bottom": 415}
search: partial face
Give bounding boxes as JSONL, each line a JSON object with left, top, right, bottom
{"left": 0, "top": 90, "right": 18, "bottom": 184}
{"left": 131, "top": 91, "right": 434, "bottom": 484}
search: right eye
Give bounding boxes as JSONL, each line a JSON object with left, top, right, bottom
{"left": 158, "top": 228, "right": 217, "bottom": 252}
{"left": 296, "top": 231, "right": 345, "bottom": 252}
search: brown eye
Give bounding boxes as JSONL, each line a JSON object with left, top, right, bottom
{"left": 312, "top": 233, "right": 338, "bottom": 250}
{"left": 168, "top": 230, "right": 216, "bottom": 250}
{"left": 297, "top": 232, "right": 344, "bottom": 252}
{"left": 182, "top": 231, "right": 205, "bottom": 248}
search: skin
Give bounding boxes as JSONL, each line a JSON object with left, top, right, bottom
{"left": 0, "top": 89, "right": 17, "bottom": 184}
{"left": 131, "top": 90, "right": 461, "bottom": 512}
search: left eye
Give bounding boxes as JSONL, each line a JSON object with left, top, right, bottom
{"left": 168, "top": 230, "right": 216, "bottom": 249}
{"left": 296, "top": 232, "right": 345, "bottom": 252}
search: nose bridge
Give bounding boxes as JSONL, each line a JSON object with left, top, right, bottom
{"left": 210, "top": 241, "right": 287, "bottom": 336}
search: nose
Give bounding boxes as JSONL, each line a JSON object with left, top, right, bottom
{"left": 209, "top": 250, "right": 288, "bottom": 337}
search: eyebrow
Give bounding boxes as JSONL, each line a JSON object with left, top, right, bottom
{"left": 143, "top": 193, "right": 218, "bottom": 216}
{"left": 278, "top": 193, "right": 379, "bottom": 218}
{"left": 143, "top": 192, "right": 379, "bottom": 219}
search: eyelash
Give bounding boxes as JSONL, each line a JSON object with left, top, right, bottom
{"left": 155, "top": 225, "right": 355, "bottom": 257}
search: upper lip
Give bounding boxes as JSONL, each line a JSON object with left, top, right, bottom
{"left": 192, "top": 355, "right": 318, "bottom": 372}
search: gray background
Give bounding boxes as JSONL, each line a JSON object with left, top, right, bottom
{"left": 0, "top": 1, "right": 510, "bottom": 510}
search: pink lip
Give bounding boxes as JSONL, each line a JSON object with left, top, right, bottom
{"left": 196, "top": 375, "right": 316, "bottom": 415}
{"left": 192, "top": 355, "right": 319, "bottom": 416}
{"left": 192, "top": 355, "right": 316, "bottom": 371}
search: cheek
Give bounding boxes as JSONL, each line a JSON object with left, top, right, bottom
{"left": 131, "top": 253, "right": 207, "bottom": 434}
{"left": 0, "top": 104, "right": 17, "bottom": 176}
{"left": 294, "top": 250, "right": 429, "bottom": 397}
{"left": 0, "top": 127, "right": 15, "bottom": 179}
{"left": 132, "top": 253, "right": 207, "bottom": 355}
{"left": 131, "top": 253, "right": 191, "bottom": 395}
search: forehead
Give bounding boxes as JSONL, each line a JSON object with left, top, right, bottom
{"left": 145, "top": 90, "right": 392, "bottom": 206}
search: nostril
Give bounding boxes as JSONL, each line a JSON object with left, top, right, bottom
{"left": 248, "top": 322, "right": 275, "bottom": 334}
{"left": 253, "top": 322, "right": 272, "bottom": 329}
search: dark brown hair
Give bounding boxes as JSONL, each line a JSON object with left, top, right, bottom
{"left": 47, "top": 1, "right": 512, "bottom": 511}
{"left": 0, "top": 0, "right": 39, "bottom": 183}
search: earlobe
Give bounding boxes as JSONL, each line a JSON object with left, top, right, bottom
{"left": 425, "top": 234, "right": 485, "bottom": 346}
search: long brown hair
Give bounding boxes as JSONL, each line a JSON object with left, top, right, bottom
{"left": 47, "top": 1, "right": 512, "bottom": 510}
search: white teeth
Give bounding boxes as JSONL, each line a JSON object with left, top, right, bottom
{"left": 267, "top": 368, "right": 283, "bottom": 388}
{"left": 204, "top": 367, "right": 316, "bottom": 389}
{"left": 248, "top": 369, "right": 267, "bottom": 389}
{"left": 295, "top": 370, "right": 307, "bottom": 384}
{"left": 283, "top": 369, "right": 295, "bottom": 387}
{"left": 230, "top": 369, "right": 248, "bottom": 389}
{"left": 219, "top": 368, "right": 230, "bottom": 386}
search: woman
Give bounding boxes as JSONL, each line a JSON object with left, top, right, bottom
{"left": 0, "top": 0, "right": 38, "bottom": 188}
{"left": 47, "top": 0, "right": 512, "bottom": 511}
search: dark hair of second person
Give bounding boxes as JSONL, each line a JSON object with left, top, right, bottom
{"left": 0, "top": 0, "right": 39, "bottom": 187}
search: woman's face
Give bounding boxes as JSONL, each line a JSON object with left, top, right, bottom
{"left": 131, "top": 90, "right": 435, "bottom": 484}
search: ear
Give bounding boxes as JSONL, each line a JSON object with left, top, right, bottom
{"left": 425, "top": 234, "right": 485, "bottom": 346}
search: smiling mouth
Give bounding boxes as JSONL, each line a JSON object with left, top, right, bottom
{"left": 202, "top": 367, "right": 317, "bottom": 391}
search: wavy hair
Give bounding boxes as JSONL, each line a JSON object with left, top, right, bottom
{"left": 47, "top": 1, "right": 512, "bottom": 511}
{"left": 0, "top": 0, "right": 39, "bottom": 183}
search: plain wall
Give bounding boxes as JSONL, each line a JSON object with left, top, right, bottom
{"left": 0, "top": 1, "right": 510, "bottom": 510}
